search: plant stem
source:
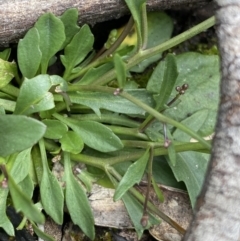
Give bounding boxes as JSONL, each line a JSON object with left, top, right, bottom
{"left": 122, "top": 140, "right": 164, "bottom": 148}
{"left": 141, "top": 147, "right": 153, "bottom": 224}
{"left": 96, "top": 17, "right": 135, "bottom": 61}
{"left": 120, "top": 91, "right": 211, "bottom": 150}
{"left": 70, "top": 153, "right": 107, "bottom": 170}
{"left": 139, "top": 93, "right": 181, "bottom": 132}
{"left": 108, "top": 166, "right": 185, "bottom": 234}
{"left": 141, "top": 2, "right": 148, "bottom": 50}
{"left": 106, "top": 125, "right": 149, "bottom": 140}
{"left": 129, "top": 186, "right": 186, "bottom": 234}
{"left": 67, "top": 85, "right": 211, "bottom": 149}
{"left": 94, "top": 16, "right": 216, "bottom": 86}
{"left": 70, "top": 141, "right": 209, "bottom": 169}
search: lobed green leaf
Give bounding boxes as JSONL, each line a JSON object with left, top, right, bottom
{"left": 35, "top": 13, "right": 65, "bottom": 73}
{"left": 171, "top": 110, "right": 210, "bottom": 206}
{"left": 14, "top": 75, "right": 55, "bottom": 115}
{"left": 7, "top": 168, "right": 45, "bottom": 224}
{"left": 39, "top": 141, "right": 64, "bottom": 224}
{"left": 64, "top": 152, "right": 95, "bottom": 240}
{"left": 114, "top": 149, "right": 149, "bottom": 201}
{"left": 17, "top": 27, "right": 42, "bottom": 78}
{"left": 61, "top": 24, "right": 94, "bottom": 80}
{"left": 59, "top": 8, "right": 80, "bottom": 49}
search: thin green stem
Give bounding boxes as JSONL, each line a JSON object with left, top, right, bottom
{"left": 120, "top": 91, "right": 211, "bottom": 150}
{"left": 67, "top": 84, "right": 114, "bottom": 93}
{"left": 106, "top": 125, "right": 149, "bottom": 140}
{"left": 70, "top": 141, "right": 209, "bottom": 169}
{"left": 139, "top": 93, "right": 181, "bottom": 132}
{"left": 70, "top": 153, "right": 107, "bottom": 170}
{"left": 94, "top": 16, "right": 215, "bottom": 86}
{"left": 141, "top": 2, "right": 148, "bottom": 50}
{"left": 122, "top": 140, "right": 164, "bottom": 148}
{"left": 141, "top": 147, "right": 153, "bottom": 225}
{"left": 96, "top": 17, "right": 135, "bottom": 61}
{"left": 129, "top": 186, "right": 185, "bottom": 234}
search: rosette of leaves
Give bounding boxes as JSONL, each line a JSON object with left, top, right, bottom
{"left": 0, "top": 1, "right": 218, "bottom": 240}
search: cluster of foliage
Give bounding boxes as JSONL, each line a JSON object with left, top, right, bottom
{"left": 0, "top": 1, "right": 218, "bottom": 240}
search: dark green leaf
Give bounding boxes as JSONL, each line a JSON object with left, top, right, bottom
{"left": 165, "top": 52, "right": 220, "bottom": 136}
{"left": 130, "top": 12, "right": 173, "bottom": 72}
{"left": 170, "top": 110, "right": 211, "bottom": 206}
{"left": 35, "top": 13, "right": 65, "bottom": 73}
{"left": 53, "top": 114, "right": 123, "bottom": 152}
{"left": 14, "top": 75, "right": 55, "bottom": 115}
{"left": 0, "top": 59, "right": 18, "bottom": 89}
{"left": 168, "top": 152, "right": 209, "bottom": 207}
{"left": 17, "top": 27, "right": 42, "bottom": 78}
{"left": 173, "top": 109, "right": 209, "bottom": 141}
{"left": 114, "top": 149, "right": 149, "bottom": 201}
{"left": 148, "top": 54, "right": 178, "bottom": 110}
{"left": 64, "top": 152, "right": 95, "bottom": 240}
{"left": 61, "top": 25, "right": 94, "bottom": 80}
{"left": 114, "top": 54, "right": 126, "bottom": 88}
{"left": 60, "top": 131, "right": 84, "bottom": 154}
{"left": 0, "top": 188, "right": 14, "bottom": 236}
{"left": 59, "top": 8, "right": 80, "bottom": 49}
{"left": 68, "top": 89, "right": 154, "bottom": 117}
{"left": 0, "top": 48, "right": 11, "bottom": 61}
{"left": 7, "top": 168, "right": 45, "bottom": 224}
{"left": 0, "top": 115, "right": 46, "bottom": 157}
{"left": 42, "top": 119, "right": 68, "bottom": 139}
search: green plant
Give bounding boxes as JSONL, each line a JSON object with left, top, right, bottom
{"left": 0, "top": 1, "right": 218, "bottom": 240}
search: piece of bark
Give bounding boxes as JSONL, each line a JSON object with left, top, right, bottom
{"left": 183, "top": 1, "right": 240, "bottom": 241}
{"left": 0, "top": 0, "right": 211, "bottom": 47}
